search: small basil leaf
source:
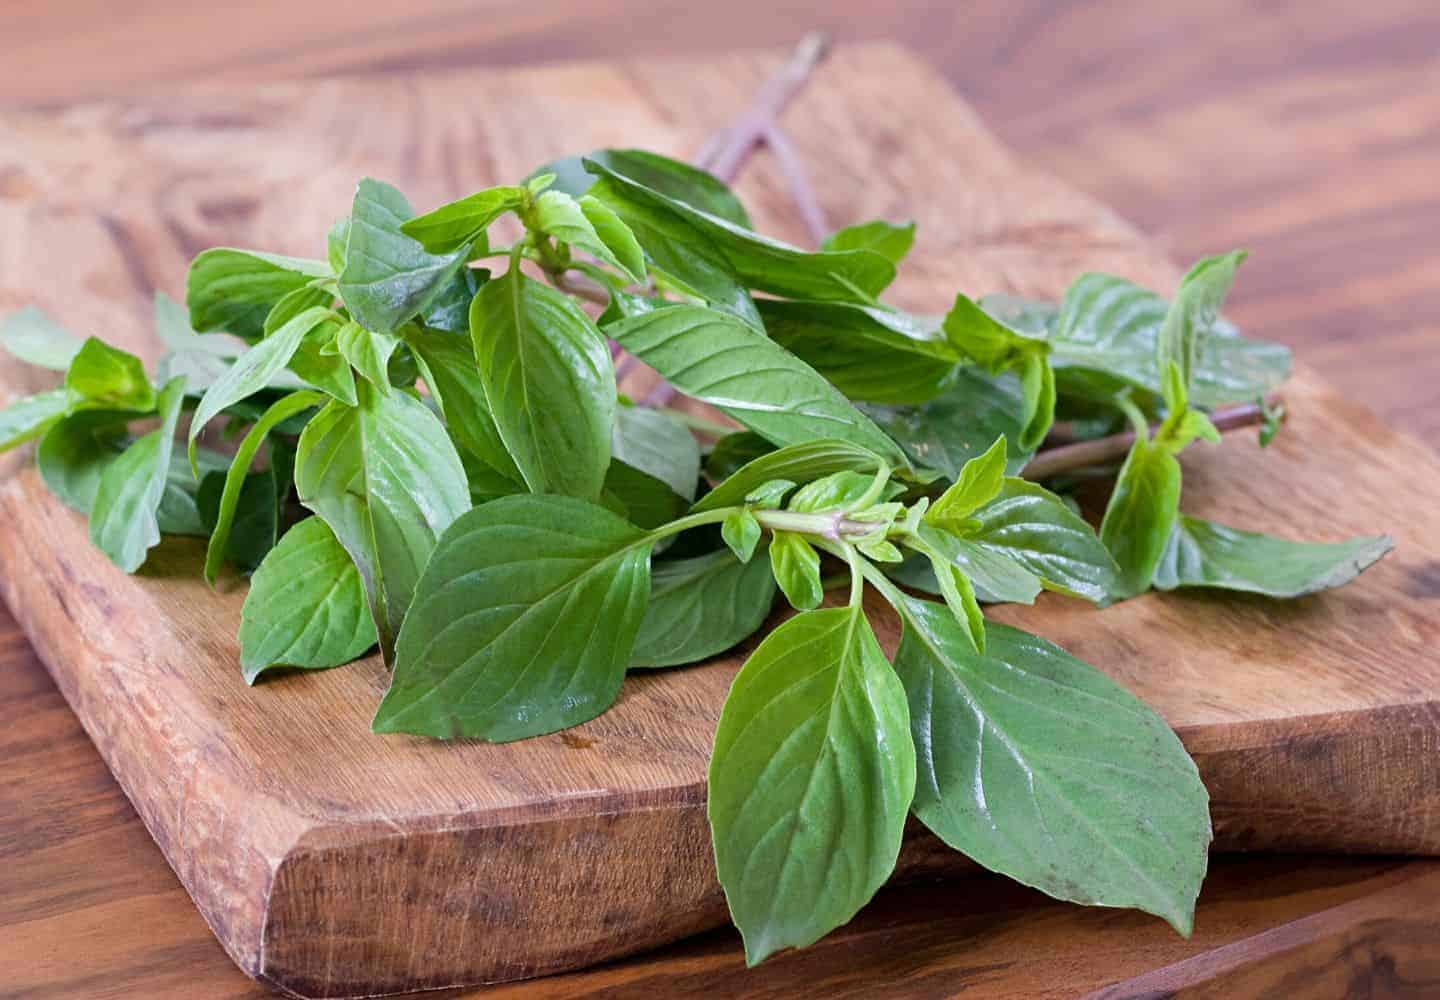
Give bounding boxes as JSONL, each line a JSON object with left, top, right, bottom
{"left": 820, "top": 219, "right": 916, "bottom": 265}
{"left": 708, "top": 605, "right": 914, "bottom": 965}
{"left": 422, "top": 266, "right": 486, "bottom": 334}
{"left": 721, "top": 508, "right": 762, "bottom": 563}
{"left": 789, "top": 470, "right": 896, "bottom": 513}
{"left": 0, "top": 389, "right": 71, "bottom": 451}
{"left": 608, "top": 306, "right": 909, "bottom": 470}
{"left": 579, "top": 195, "right": 647, "bottom": 282}
{"left": 240, "top": 516, "right": 377, "bottom": 682}
{"left": 696, "top": 439, "right": 885, "bottom": 512}
{"left": 898, "top": 528, "right": 1043, "bottom": 606}
{"left": 942, "top": 294, "right": 1054, "bottom": 451}
{"left": 327, "top": 218, "right": 351, "bottom": 274}
{"left": 631, "top": 547, "right": 776, "bottom": 668}
{"left": 1099, "top": 436, "right": 1182, "bottom": 599}
{"left": 334, "top": 321, "right": 400, "bottom": 393}
{"left": 1158, "top": 251, "right": 1247, "bottom": 392}
{"left": 890, "top": 601, "right": 1210, "bottom": 935}
{"left": 471, "top": 267, "right": 615, "bottom": 500}
{"left": 530, "top": 189, "right": 645, "bottom": 283}
{"left": 404, "top": 325, "right": 522, "bottom": 483}
{"left": 338, "top": 178, "right": 471, "bottom": 334}
{"left": 744, "top": 479, "right": 796, "bottom": 509}
{"left": 89, "top": 376, "right": 188, "bottom": 572}
{"left": 65, "top": 338, "right": 156, "bottom": 413}
{"left": 0, "top": 306, "right": 83, "bottom": 370}
{"left": 286, "top": 316, "right": 358, "bottom": 405}
{"left": 186, "top": 248, "right": 330, "bottom": 342}
{"left": 374, "top": 495, "right": 651, "bottom": 740}
{"left": 768, "top": 531, "right": 822, "bottom": 611}
{"left": 400, "top": 185, "right": 528, "bottom": 254}
{"left": 926, "top": 435, "right": 1007, "bottom": 528}
{"left": 916, "top": 540, "right": 985, "bottom": 654}
{"left": 1155, "top": 516, "right": 1393, "bottom": 597}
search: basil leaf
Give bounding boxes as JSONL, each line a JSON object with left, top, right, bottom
{"left": 400, "top": 184, "right": 527, "bottom": 254}
{"left": 787, "top": 470, "right": 889, "bottom": 513}
{"left": 703, "top": 430, "right": 774, "bottom": 484}
{"left": 0, "top": 389, "right": 71, "bottom": 451}
{"left": 338, "top": 178, "right": 471, "bottom": 334}
{"left": 708, "top": 605, "right": 914, "bottom": 965}
{"left": 1158, "top": 251, "right": 1247, "bottom": 392}
{"left": 588, "top": 158, "right": 895, "bottom": 302}
{"left": 1100, "top": 437, "right": 1182, "bottom": 599}
{"left": 65, "top": 338, "right": 156, "bottom": 413}
{"left": 295, "top": 382, "right": 470, "bottom": 660}
{"left": 327, "top": 218, "right": 350, "bottom": 274}
{"left": 911, "top": 535, "right": 986, "bottom": 653}
{"left": 286, "top": 315, "right": 358, "bottom": 405}
{"left": 1156, "top": 516, "right": 1393, "bottom": 597}
{"left": 422, "top": 266, "right": 486, "bottom": 334}
{"left": 0, "top": 306, "right": 83, "bottom": 370}
{"left": 531, "top": 189, "right": 645, "bottom": 283}
{"left": 404, "top": 326, "right": 522, "bottom": 483}
{"left": 861, "top": 367, "right": 1035, "bottom": 478}
{"left": 89, "top": 376, "right": 188, "bottom": 572}
{"left": 203, "top": 390, "right": 322, "bottom": 584}
{"left": 186, "top": 248, "right": 330, "bottom": 342}
{"left": 612, "top": 404, "right": 699, "bottom": 501}
{"left": 188, "top": 306, "right": 331, "bottom": 468}
{"left": 471, "top": 267, "right": 614, "bottom": 499}
{"left": 155, "top": 291, "right": 250, "bottom": 391}
{"left": 334, "top": 321, "right": 400, "bottom": 393}
{"left": 37, "top": 411, "right": 128, "bottom": 507}
{"left": 926, "top": 435, "right": 1006, "bottom": 527}
{"left": 964, "top": 478, "right": 1122, "bottom": 603}
{"left": 721, "top": 508, "right": 762, "bottom": 563}
{"left": 768, "top": 531, "right": 822, "bottom": 611}
{"left": 758, "top": 299, "right": 960, "bottom": 404}
{"left": 159, "top": 449, "right": 228, "bottom": 536}
{"left": 891, "top": 601, "right": 1210, "bottom": 935}
{"left": 607, "top": 306, "right": 908, "bottom": 469}
{"left": 942, "top": 294, "right": 1054, "bottom": 451}
{"left": 198, "top": 466, "right": 278, "bottom": 575}
{"left": 820, "top": 219, "right": 916, "bottom": 265}
{"left": 575, "top": 149, "right": 752, "bottom": 227}
{"left": 630, "top": 547, "right": 775, "bottom": 668}
{"left": 602, "top": 460, "right": 688, "bottom": 529}
{"left": 239, "top": 516, "right": 377, "bottom": 682}
{"left": 374, "top": 494, "right": 651, "bottom": 740}
{"left": 696, "top": 439, "right": 886, "bottom": 512}
{"left": 897, "top": 529, "right": 1043, "bottom": 605}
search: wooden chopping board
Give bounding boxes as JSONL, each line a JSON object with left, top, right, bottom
{"left": 1, "top": 43, "right": 1437, "bottom": 1000}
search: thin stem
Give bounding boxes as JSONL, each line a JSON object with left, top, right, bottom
{"left": 1020, "top": 392, "right": 1285, "bottom": 482}
{"left": 763, "top": 124, "right": 828, "bottom": 246}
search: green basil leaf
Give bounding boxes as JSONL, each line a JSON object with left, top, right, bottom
{"left": 1158, "top": 251, "right": 1247, "bottom": 392}
{"left": 89, "top": 376, "right": 188, "bottom": 572}
{"left": 155, "top": 291, "right": 250, "bottom": 391}
{"left": 0, "top": 306, "right": 83, "bottom": 370}
{"left": 942, "top": 294, "right": 1054, "bottom": 451}
{"left": 530, "top": 189, "right": 645, "bottom": 283}
{"left": 338, "top": 178, "right": 472, "bottom": 334}
{"left": 37, "top": 411, "right": 128, "bottom": 507}
{"left": 703, "top": 431, "right": 774, "bottom": 484}
{"left": 607, "top": 306, "right": 908, "bottom": 469}
{"left": 579, "top": 195, "right": 647, "bottom": 283}
{"left": 327, "top": 218, "right": 351, "bottom": 274}
{"left": 912, "top": 536, "right": 985, "bottom": 654}
{"left": 64, "top": 338, "right": 156, "bottom": 413}
{"left": 926, "top": 435, "right": 1006, "bottom": 527}
{"left": 1100, "top": 437, "right": 1182, "bottom": 599}
{"left": 186, "top": 248, "right": 330, "bottom": 342}
{"left": 708, "top": 605, "right": 914, "bottom": 965}
{"left": 611, "top": 404, "right": 700, "bottom": 501}
{"left": 188, "top": 306, "right": 331, "bottom": 468}
{"left": 198, "top": 466, "right": 278, "bottom": 575}
{"left": 768, "top": 531, "right": 822, "bottom": 611}
{"left": 404, "top": 325, "right": 522, "bottom": 483}
{"left": 159, "top": 449, "right": 228, "bottom": 536}
{"left": 471, "top": 267, "right": 614, "bottom": 499}
{"left": 334, "top": 320, "right": 400, "bottom": 393}
{"left": 575, "top": 149, "right": 752, "bottom": 227}
{"left": 588, "top": 157, "right": 895, "bottom": 302}
{"left": 286, "top": 316, "right": 358, "bottom": 405}
{"left": 422, "top": 266, "right": 486, "bottom": 334}
{"left": 601, "top": 459, "right": 688, "bottom": 529}
{"left": 0, "top": 389, "right": 71, "bottom": 451}
{"left": 788, "top": 470, "right": 898, "bottom": 513}
{"left": 721, "top": 508, "right": 762, "bottom": 563}
{"left": 744, "top": 479, "right": 797, "bottom": 509}
{"left": 696, "top": 439, "right": 886, "bottom": 512}
{"left": 461, "top": 450, "right": 526, "bottom": 505}
{"left": 374, "top": 494, "right": 651, "bottom": 740}
{"left": 860, "top": 367, "right": 1035, "bottom": 479}
{"left": 202, "top": 390, "right": 322, "bottom": 584}
{"left": 820, "top": 219, "right": 916, "bottom": 265}
{"left": 630, "top": 547, "right": 775, "bottom": 668}
{"left": 897, "top": 528, "right": 1043, "bottom": 606}
{"left": 891, "top": 602, "right": 1210, "bottom": 935}
{"left": 295, "top": 382, "right": 470, "bottom": 660}
{"left": 964, "top": 478, "right": 1122, "bottom": 604}
{"left": 758, "top": 299, "right": 960, "bottom": 404}
{"left": 1155, "top": 516, "right": 1393, "bottom": 597}
{"left": 400, "top": 184, "right": 527, "bottom": 254}
{"left": 240, "top": 516, "right": 377, "bottom": 682}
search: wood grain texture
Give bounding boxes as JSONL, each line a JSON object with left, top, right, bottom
{"left": 1, "top": 34, "right": 1437, "bottom": 1000}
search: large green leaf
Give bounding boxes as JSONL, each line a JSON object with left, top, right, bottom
{"left": 1100, "top": 437, "right": 1182, "bottom": 599}
{"left": 89, "top": 376, "right": 188, "bottom": 572}
{"left": 374, "top": 494, "right": 652, "bottom": 740}
{"left": 708, "top": 605, "right": 914, "bottom": 965}
{"left": 607, "top": 306, "right": 908, "bottom": 470}
{"left": 337, "top": 178, "right": 472, "bottom": 334}
{"left": 470, "top": 268, "right": 614, "bottom": 499}
{"left": 820, "top": 219, "right": 916, "bottom": 265}
{"left": 295, "top": 382, "right": 470, "bottom": 659}
{"left": 1155, "top": 516, "right": 1393, "bottom": 597}
{"left": 186, "top": 248, "right": 330, "bottom": 342}
{"left": 400, "top": 184, "right": 527, "bottom": 254}
{"left": 405, "top": 325, "right": 522, "bottom": 483}
{"left": 630, "top": 548, "right": 776, "bottom": 668}
{"left": 0, "top": 306, "right": 83, "bottom": 370}
{"left": 695, "top": 439, "right": 886, "bottom": 512}
{"left": 588, "top": 158, "right": 895, "bottom": 303}
{"left": 239, "top": 516, "right": 377, "bottom": 682}
{"left": 890, "top": 600, "right": 1210, "bottom": 934}
{"left": 64, "top": 338, "right": 156, "bottom": 413}
{"left": 758, "top": 299, "right": 960, "bottom": 404}
{"left": 0, "top": 389, "right": 71, "bottom": 451}
{"left": 611, "top": 404, "right": 700, "bottom": 501}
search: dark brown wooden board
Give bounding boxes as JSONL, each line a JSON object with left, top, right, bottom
{"left": 0, "top": 43, "right": 1437, "bottom": 999}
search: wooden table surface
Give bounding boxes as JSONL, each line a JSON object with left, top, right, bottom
{"left": 2, "top": 2, "right": 1437, "bottom": 997}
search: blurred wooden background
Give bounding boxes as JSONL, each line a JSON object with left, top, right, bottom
{"left": 2, "top": 2, "right": 1438, "bottom": 997}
